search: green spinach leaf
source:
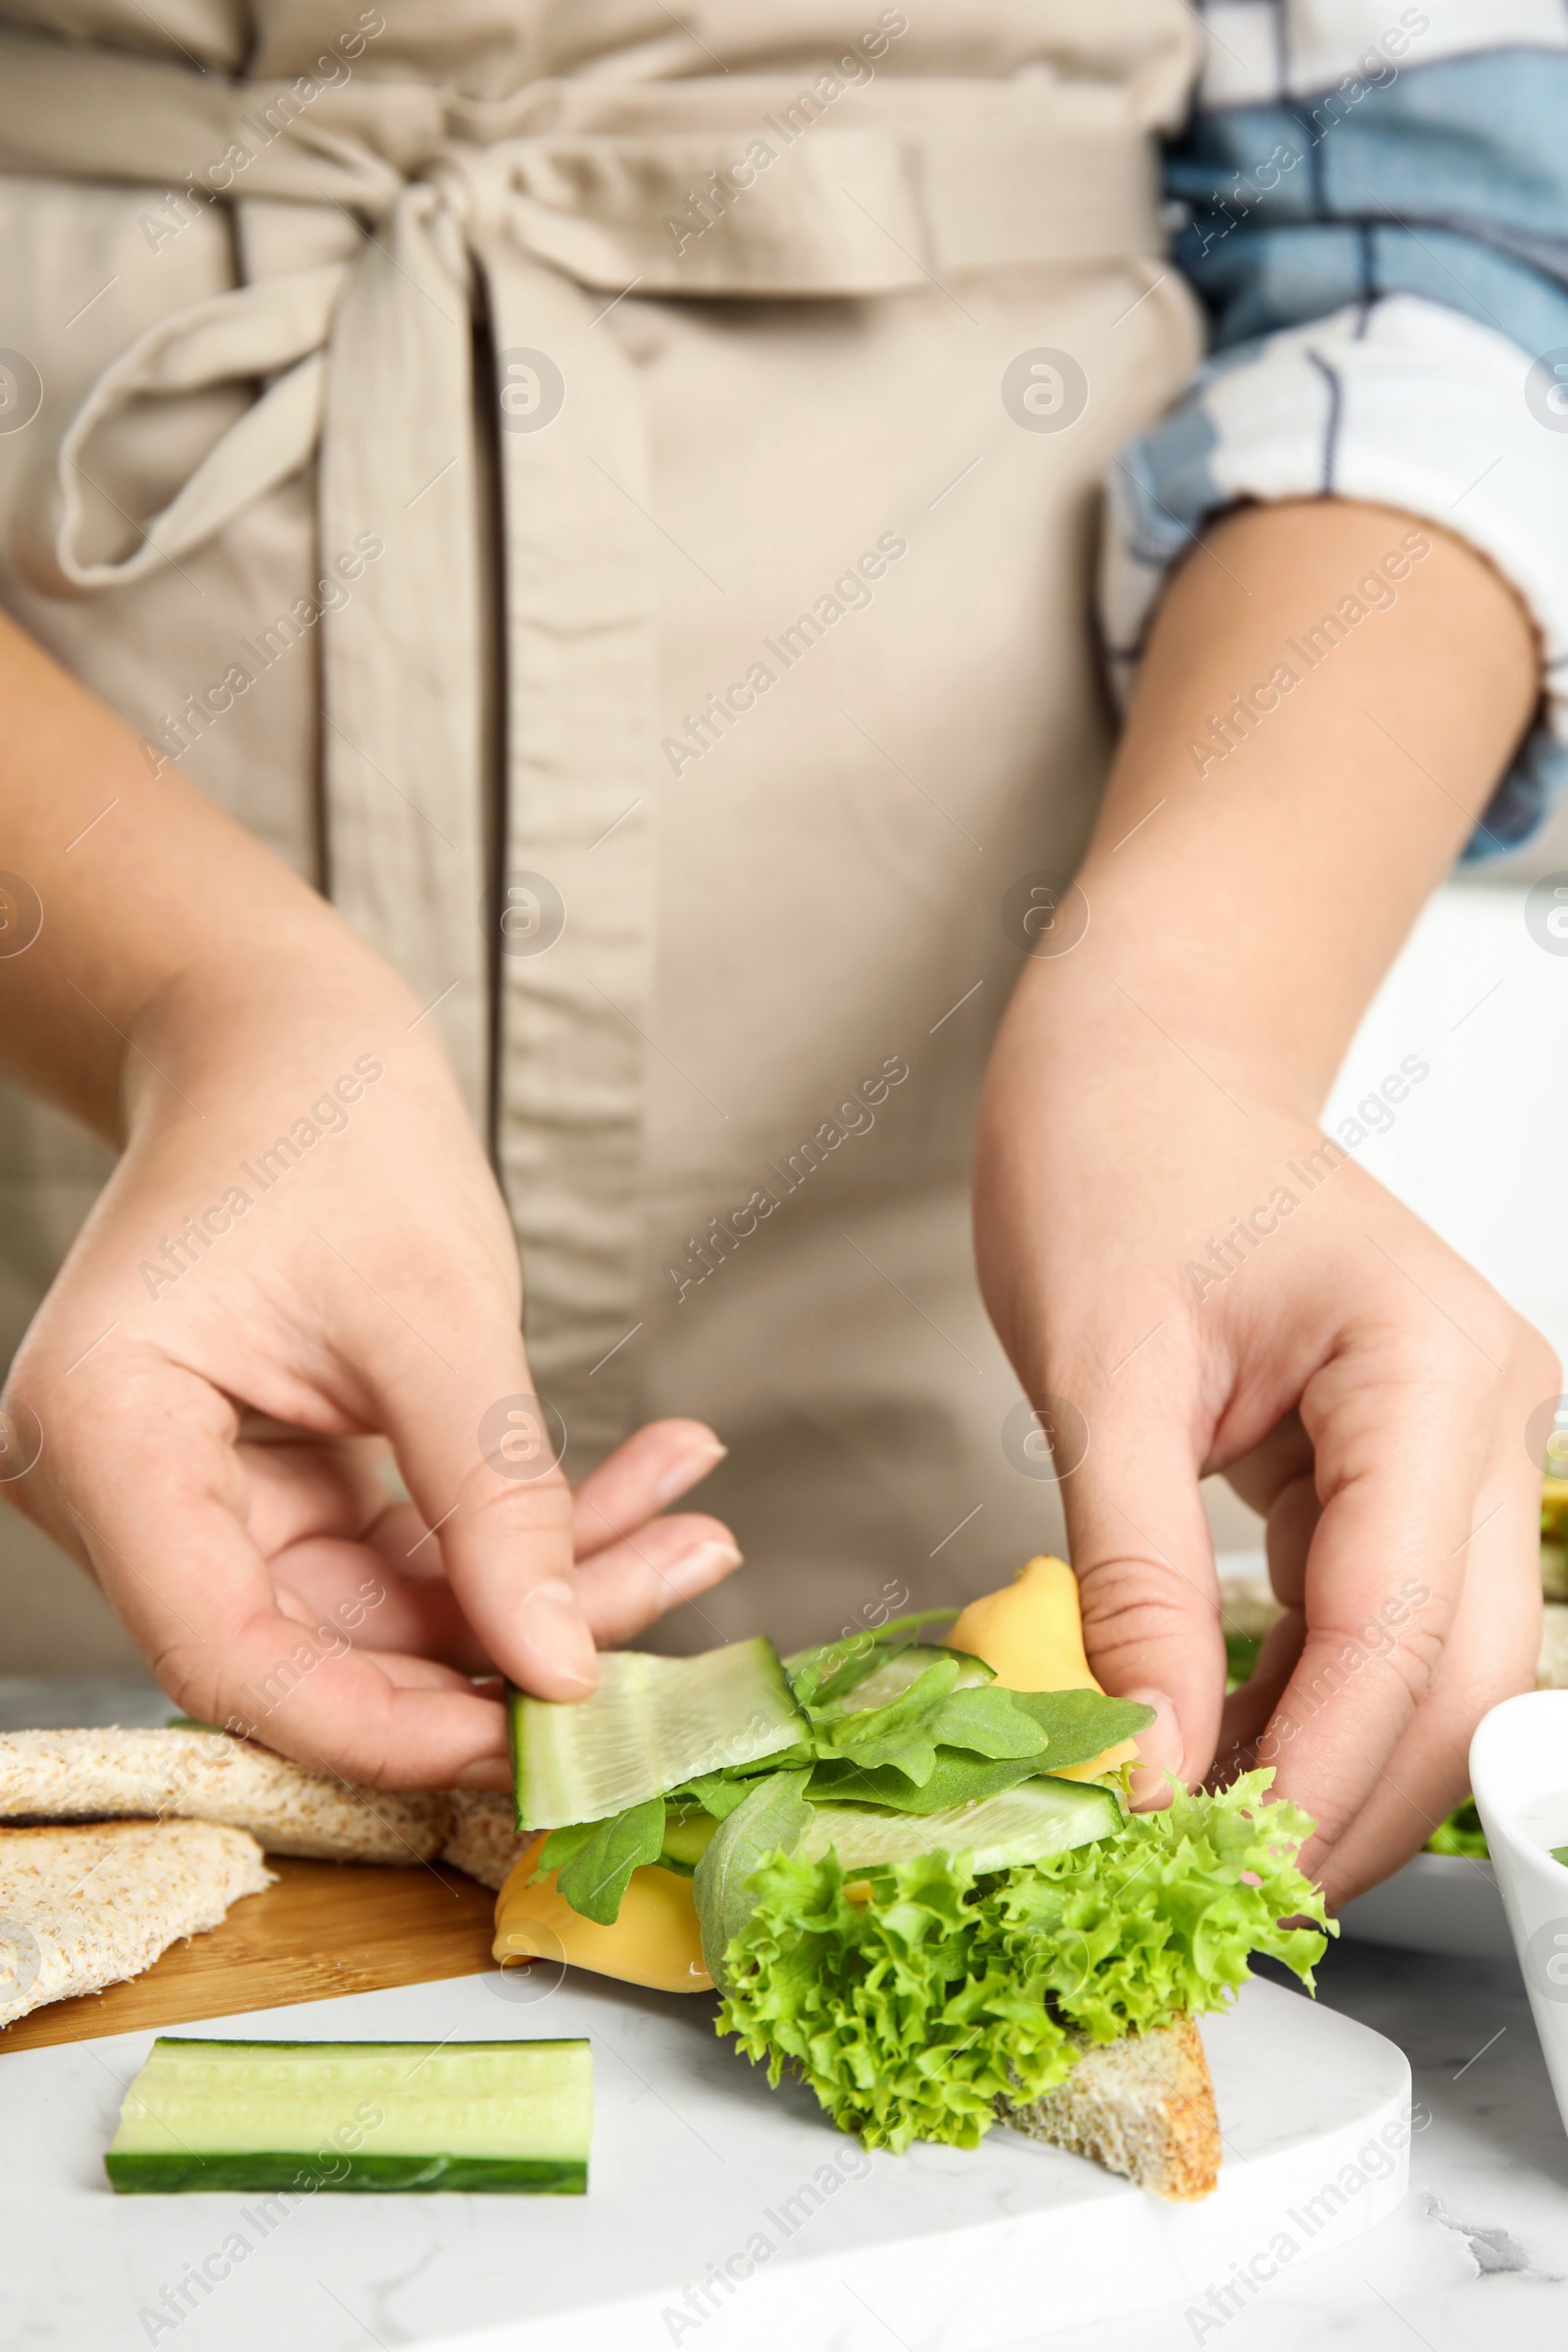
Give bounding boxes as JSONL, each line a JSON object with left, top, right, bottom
{"left": 536, "top": 1794, "right": 666, "bottom": 1925}
{"left": 693, "top": 1768, "right": 813, "bottom": 1987}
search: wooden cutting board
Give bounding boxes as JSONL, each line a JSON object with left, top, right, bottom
{"left": 0, "top": 1858, "right": 497, "bottom": 2055}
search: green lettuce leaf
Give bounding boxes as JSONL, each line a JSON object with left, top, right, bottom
{"left": 535, "top": 1795, "right": 666, "bottom": 1925}
{"left": 1425, "top": 1795, "right": 1488, "bottom": 1859}
{"left": 693, "top": 1769, "right": 814, "bottom": 1986}
{"left": 714, "top": 1771, "right": 1332, "bottom": 2153}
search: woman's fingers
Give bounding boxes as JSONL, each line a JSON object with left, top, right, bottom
{"left": 221, "top": 1413, "right": 741, "bottom": 1687}
{"left": 332, "top": 1258, "right": 596, "bottom": 1702}
{"left": 1301, "top": 1450, "right": 1541, "bottom": 1906}
{"left": 270, "top": 1535, "right": 494, "bottom": 1673}
{"left": 276, "top": 1506, "right": 744, "bottom": 1660}
{"left": 1212, "top": 1606, "right": 1305, "bottom": 1769}
{"left": 17, "top": 1344, "right": 511, "bottom": 1788}
{"left": 574, "top": 1513, "right": 741, "bottom": 1645}
{"left": 1258, "top": 1290, "right": 1543, "bottom": 1891}
{"left": 234, "top": 1429, "right": 393, "bottom": 1556}
{"left": 569, "top": 1419, "right": 728, "bottom": 1560}
{"left": 1055, "top": 1347, "right": 1226, "bottom": 1808}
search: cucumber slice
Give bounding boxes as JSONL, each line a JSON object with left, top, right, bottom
{"left": 511, "top": 1637, "right": 808, "bottom": 1832}
{"left": 105, "top": 2038, "right": 591, "bottom": 2195}
{"left": 799, "top": 1776, "right": 1121, "bottom": 1874}
{"left": 661, "top": 1809, "right": 719, "bottom": 1870}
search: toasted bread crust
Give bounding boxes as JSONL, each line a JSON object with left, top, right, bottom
{"left": 1001, "top": 2015, "right": 1221, "bottom": 2200}
{"left": 441, "top": 1788, "right": 533, "bottom": 1889}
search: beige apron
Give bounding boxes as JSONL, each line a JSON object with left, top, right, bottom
{"left": 0, "top": 0, "right": 1200, "bottom": 1656}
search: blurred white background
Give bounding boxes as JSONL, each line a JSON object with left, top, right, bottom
{"left": 1326, "top": 878, "right": 1568, "bottom": 1371}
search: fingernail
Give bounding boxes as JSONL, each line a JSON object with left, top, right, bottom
{"left": 657, "top": 1440, "right": 727, "bottom": 1508}
{"left": 519, "top": 1578, "right": 599, "bottom": 1694}
{"left": 667, "top": 1539, "right": 742, "bottom": 1593}
{"left": 1126, "top": 1687, "right": 1184, "bottom": 1812}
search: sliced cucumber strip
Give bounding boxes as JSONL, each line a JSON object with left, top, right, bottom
{"left": 799, "top": 1777, "right": 1121, "bottom": 1875}
{"left": 661, "top": 1809, "right": 719, "bottom": 1869}
{"left": 105, "top": 2038, "right": 591, "bottom": 2196}
{"left": 512, "top": 1637, "right": 808, "bottom": 1831}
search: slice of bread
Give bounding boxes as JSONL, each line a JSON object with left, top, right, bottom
{"left": 0, "top": 1727, "right": 450, "bottom": 1865}
{"left": 0, "top": 1819, "right": 271, "bottom": 2025}
{"left": 1001, "top": 2014, "right": 1221, "bottom": 2200}
{"left": 441, "top": 1788, "right": 533, "bottom": 1889}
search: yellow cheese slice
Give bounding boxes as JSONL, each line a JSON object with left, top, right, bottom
{"left": 947, "top": 1554, "right": 1139, "bottom": 1779}
{"left": 493, "top": 1838, "right": 712, "bottom": 1994}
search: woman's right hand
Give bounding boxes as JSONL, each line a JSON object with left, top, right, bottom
{"left": 0, "top": 613, "right": 738, "bottom": 1788}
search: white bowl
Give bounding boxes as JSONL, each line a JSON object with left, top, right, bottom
{"left": 1470, "top": 1689, "right": 1568, "bottom": 2139}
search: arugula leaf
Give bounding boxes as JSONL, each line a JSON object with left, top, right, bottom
{"left": 807, "top": 1646, "right": 995, "bottom": 1724}
{"left": 806, "top": 1690, "right": 1153, "bottom": 1813}
{"left": 998, "top": 1689, "right": 1154, "bottom": 1768}
{"left": 664, "top": 1772, "right": 758, "bottom": 1822}
{"left": 808, "top": 1750, "right": 1059, "bottom": 1814}
{"left": 535, "top": 1795, "right": 665, "bottom": 1925}
{"left": 693, "top": 1769, "right": 813, "bottom": 1987}
{"left": 665, "top": 1750, "right": 815, "bottom": 1819}
{"left": 784, "top": 1611, "right": 958, "bottom": 1708}
{"left": 811, "top": 1657, "right": 1053, "bottom": 1786}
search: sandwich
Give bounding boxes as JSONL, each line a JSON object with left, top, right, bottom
{"left": 495, "top": 1555, "right": 1331, "bottom": 2198}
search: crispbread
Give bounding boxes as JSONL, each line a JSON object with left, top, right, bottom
{"left": 441, "top": 1788, "right": 533, "bottom": 1889}
{"left": 0, "top": 1727, "right": 450, "bottom": 1864}
{"left": 0, "top": 1819, "right": 271, "bottom": 2025}
{"left": 1001, "top": 2014, "right": 1221, "bottom": 2200}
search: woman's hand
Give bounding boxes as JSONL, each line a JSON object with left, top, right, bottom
{"left": 975, "top": 497, "right": 1549, "bottom": 1906}
{"left": 0, "top": 612, "right": 737, "bottom": 1789}
{"left": 6, "top": 948, "right": 739, "bottom": 1790}
{"left": 976, "top": 993, "right": 1552, "bottom": 1906}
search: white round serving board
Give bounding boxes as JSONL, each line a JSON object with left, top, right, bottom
{"left": 1, "top": 1967, "right": 1410, "bottom": 2352}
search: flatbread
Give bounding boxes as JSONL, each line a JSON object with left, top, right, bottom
{"left": 0, "top": 1727, "right": 450, "bottom": 1864}
{"left": 0, "top": 1819, "right": 270, "bottom": 2026}
{"left": 441, "top": 1788, "right": 532, "bottom": 1889}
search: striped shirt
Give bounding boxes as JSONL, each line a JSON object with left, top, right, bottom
{"left": 1106, "top": 1, "right": 1568, "bottom": 855}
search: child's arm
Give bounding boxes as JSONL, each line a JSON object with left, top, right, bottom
{"left": 0, "top": 612, "right": 736, "bottom": 1786}
{"left": 975, "top": 497, "right": 1549, "bottom": 1906}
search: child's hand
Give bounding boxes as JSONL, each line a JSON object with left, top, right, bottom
{"left": 4, "top": 950, "right": 738, "bottom": 1791}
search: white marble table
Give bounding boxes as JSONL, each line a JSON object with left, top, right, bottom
{"left": 2, "top": 1968, "right": 1409, "bottom": 2352}
{"left": 1038, "top": 1939, "right": 1568, "bottom": 2351}
{"left": 5, "top": 1681, "right": 1565, "bottom": 2345}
